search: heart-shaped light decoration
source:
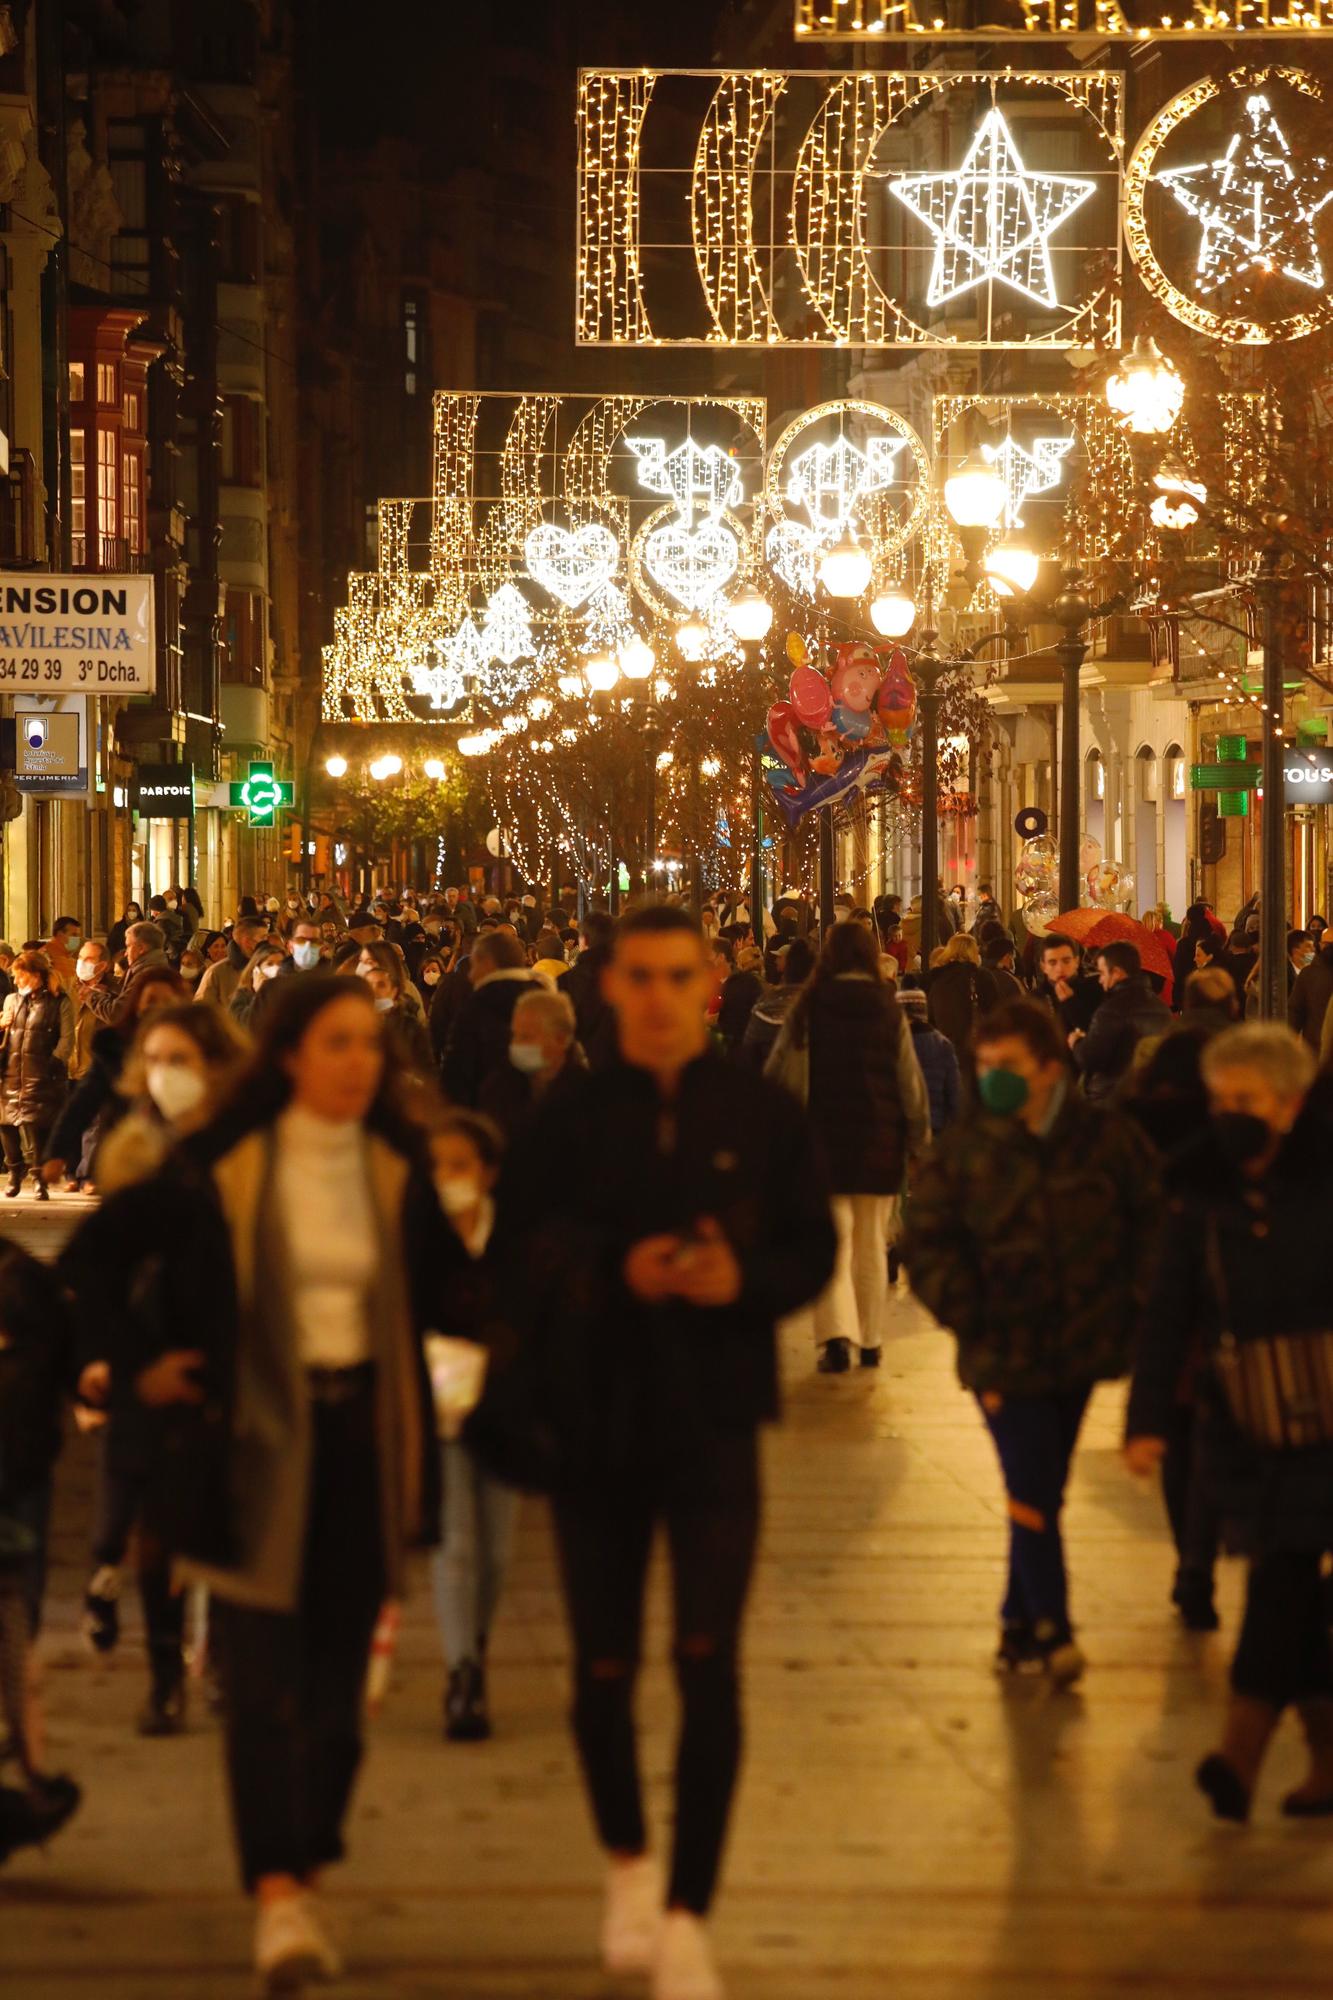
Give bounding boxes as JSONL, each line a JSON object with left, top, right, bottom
{"left": 766, "top": 519, "right": 819, "bottom": 599}
{"left": 643, "top": 517, "right": 740, "bottom": 612}
{"left": 524, "top": 522, "right": 620, "bottom": 610}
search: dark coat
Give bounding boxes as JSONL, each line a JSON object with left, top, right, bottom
{"left": 739, "top": 984, "right": 800, "bottom": 1071}
{"left": 1034, "top": 970, "right": 1104, "bottom": 1042}
{"left": 927, "top": 960, "right": 998, "bottom": 1052}
{"left": 0, "top": 1242, "right": 73, "bottom": 1513}
{"left": 716, "top": 971, "right": 762, "bottom": 1055}
{"left": 1288, "top": 943, "right": 1333, "bottom": 1051}
{"left": 797, "top": 976, "right": 919, "bottom": 1194}
{"left": 1074, "top": 971, "right": 1172, "bottom": 1100}
{"left": 494, "top": 1050, "right": 835, "bottom": 1479}
{"left": 1127, "top": 1094, "right": 1333, "bottom": 1554}
{"left": 58, "top": 1114, "right": 467, "bottom": 1603}
{"left": 47, "top": 1023, "right": 128, "bottom": 1173}
{"left": 0, "top": 986, "right": 73, "bottom": 1125}
{"left": 907, "top": 1017, "right": 961, "bottom": 1135}
{"left": 559, "top": 949, "right": 614, "bottom": 1057}
{"left": 428, "top": 959, "right": 471, "bottom": 1064}
{"left": 906, "top": 1087, "right": 1160, "bottom": 1397}
{"left": 442, "top": 972, "right": 533, "bottom": 1106}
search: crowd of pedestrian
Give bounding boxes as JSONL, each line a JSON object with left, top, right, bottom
{"left": 2, "top": 870, "right": 1333, "bottom": 1994}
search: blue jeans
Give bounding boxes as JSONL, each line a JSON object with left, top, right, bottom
{"left": 430, "top": 1440, "right": 519, "bottom": 1667}
{"left": 977, "top": 1385, "right": 1091, "bottom": 1639}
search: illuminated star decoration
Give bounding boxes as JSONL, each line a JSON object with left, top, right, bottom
{"left": 981, "top": 434, "right": 1076, "bottom": 529}
{"left": 886, "top": 107, "right": 1095, "bottom": 310}
{"left": 627, "top": 436, "right": 744, "bottom": 523}
{"left": 1154, "top": 92, "right": 1333, "bottom": 297}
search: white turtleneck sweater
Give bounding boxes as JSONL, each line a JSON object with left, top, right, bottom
{"left": 274, "top": 1105, "right": 377, "bottom": 1368}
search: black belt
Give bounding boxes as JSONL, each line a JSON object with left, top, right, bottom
{"left": 306, "top": 1361, "right": 376, "bottom": 1404}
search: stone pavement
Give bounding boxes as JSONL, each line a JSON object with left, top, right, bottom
{"left": 3, "top": 1201, "right": 1333, "bottom": 1997}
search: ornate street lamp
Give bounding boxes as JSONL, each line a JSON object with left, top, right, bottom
{"left": 726, "top": 586, "right": 774, "bottom": 643}
{"left": 818, "top": 529, "right": 873, "bottom": 600}
{"left": 869, "top": 589, "right": 917, "bottom": 639}
{"left": 1105, "top": 333, "right": 1185, "bottom": 438}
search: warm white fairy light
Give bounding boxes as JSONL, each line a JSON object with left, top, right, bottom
{"left": 642, "top": 515, "right": 741, "bottom": 610}
{"left": 980, "top": 434, "right": 1076, "bottom": 528}
{"left": 785, "top": 435, "right": 906, "bottom": 542}
{"left": 792, "top": 0, "right": 1333, "bottom": 35}
{"left": 627, "top": 436, "right": 744, "bottom": 520}
{"left": 887, "top": 107, "right": 1095, "bottom": 311}
{"left": 480, "top": 583, "right": 536, "bottom": 666}
{"left": 525, "top": 521, "right": 620, "bottom": 610}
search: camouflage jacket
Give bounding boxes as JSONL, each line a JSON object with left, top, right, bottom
{"left": 905, "top": 1088, "right": 1160, "bottom": 1397}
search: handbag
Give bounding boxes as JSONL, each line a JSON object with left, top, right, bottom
{"left": 1205, "top": 1220, "right": 1333, "bottom": 1452}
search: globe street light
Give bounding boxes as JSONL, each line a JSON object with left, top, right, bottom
{"left": 818, "top": 528, "right": 872, "bottom": 600}
{"left": 423, "top": 757, "right": 446, "bottom": 780}
{"left": 726, "top": 586, "right": 774, "bottom": 643}
{"left": 583, "top": 651, "right": 620, "bottom": 694}
{"left": 675, "top": 616, "right": 711, "bottom": 663}
{"left": 618, "top": 634, "right": 655, "bottom": 681}
{"left": 983, "top": 541, "right": 1040, "bottom": 600}
{"left": 1105, "top": 332, "right": 1185, "bottom": 437}
{"left": 324, "top": 754, "right": 348, "bottom": 779}
{"left": 943, "top": 452, "right": 1007, "bottom": 531}
{"left": 869, "top": 589, "right": 916, "bottom": 639}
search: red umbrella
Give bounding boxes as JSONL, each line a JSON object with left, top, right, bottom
{"left": 1051, "top": 908, "right": 1175, "bottom": 986}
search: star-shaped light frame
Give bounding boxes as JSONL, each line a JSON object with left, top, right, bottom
{"left": 1125, "top": 64, "right": 1333, "bottom": 345}
{"left": 888, "top": 108, "right": 1095, "bottom": 313}
{"left": 1155, "top": 90, "right": 1333, "bottom": 297}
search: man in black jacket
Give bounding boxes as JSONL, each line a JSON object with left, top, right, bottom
{"left": 1034, "top": 932, "right": 1104, "bottom": 1047}
{"left": 1072, "top": 940, "right": 1172, "bottom": 1099}
{"left": 441, "top": 931, "right": 532, "bottom": 1105}
{"left": 558, "top": 910, "right": 617, "bottom": 1067}
{"left": 501, "top": 905, "right": 834, "bottom": 1999}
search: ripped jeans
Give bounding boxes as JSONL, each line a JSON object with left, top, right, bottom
{"left": 977, "top": 1384, "right": 1092, "bottom": 1642}
{"left": 552, "top": 1434, "right": 760, "bottom": 1916}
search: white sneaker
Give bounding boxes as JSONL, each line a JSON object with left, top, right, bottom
{"left": 601, "top": 1854, "right": 663, "bottom": 1974}
{"left": 254, "top": 1894, "right": 341, "bottom": 1991}
{"left": 653, "top": 1911, "right": 725, "bottom": 2000}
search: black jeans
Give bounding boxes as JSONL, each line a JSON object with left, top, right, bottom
{"left": 1161, "top": 1404, "right": 1220, "bottom": 1592}
{"left": 91, "top": 1439, "right": 184, "bottom": 1693}
{"left": 0, "top": 1120, "right": 52, "bottom": 1179}
{"left": 977, "top": 1385, "right": 1091, "bottom": 1639}
{"left": 1232, "top": 1549, "right": 1333, "bottom": 1710}
{"left": 552, "top": 1433, "right": 761, "bottom": 1916}
{"left": 213, "top": 1371, "right": 385, "bottom": 1890}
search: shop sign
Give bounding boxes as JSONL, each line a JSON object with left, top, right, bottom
{"left": 134, "top": 762, "right": 194, "bottom": 818}
{"left": 0, "top": 574, "right": 155, "bottom": 691}
{"left": 13, "top": 696, "right": 87, "bottom": 796}
{"left": 1284, "top": 755, "right": 1333, "bottom": 806}
{"left": 229, "top": 759, "right": 294, "bottom": 827}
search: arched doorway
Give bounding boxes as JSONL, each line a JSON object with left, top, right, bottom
{"left": 1163, "top": 743, "right": 1187, "bottom": 919}
{"left": 1134, "top": 747, "right": 1159, "bottom": 915}
{"left": 1084, "top": 749, "right": 1105, "bottom": 855}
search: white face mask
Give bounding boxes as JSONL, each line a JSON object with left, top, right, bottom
{"left": 435, "top": 1173, "right": 478, "bottom": 1215}
{"left": 145, "top": 1062, "right": 207, "bottom": 1123}
{"left": 165, "top": 897, "right": 178, "bottom": 911}
{"left": 373, "top": 994, "right": 394, "bottom": 1013}
{"left": 76, "top": 958, "right": 100, "bottom": 982}
{"left": 259, "top": 960, "right": 282, "bottom": 981}
{"left": 291, "top": 941, "right": 321, "bottom": 971}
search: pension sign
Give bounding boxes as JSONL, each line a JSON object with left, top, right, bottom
{"left": 0, "top": 575, "right": 155, "bottom": 691}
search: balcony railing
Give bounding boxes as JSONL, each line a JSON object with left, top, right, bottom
{"left": 74, "top": 535, "right": 152, "bottom": 573}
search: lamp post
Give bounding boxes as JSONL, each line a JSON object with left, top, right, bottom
{"left": 915, "top": 636, "right": 946, "bottom": 968}
{"left": 1258, "top": 552, "right": 1288, "bottom": 1022}
{"left": 1050, "top": 573, "right": 1093, "bottom": 916}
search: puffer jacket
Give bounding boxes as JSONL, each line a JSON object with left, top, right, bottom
{"left": 739, "top": 984, "right": 801, "bottom": 1071}
{"left": 906, "top": 1085, "right": 1159, "bottom": 1396}
{"left": 1128, "top": 1086, "right": 1333, "bottom": 1555}
{"left": 775, "top": 974, "right": 929, "bottom": 1194}
{"left": 0, "top": 985, "right": 73, "bottom": 1125}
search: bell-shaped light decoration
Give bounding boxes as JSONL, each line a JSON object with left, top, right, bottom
{"left": 1106, "top": 333, "right": 1185, "bottom": 437}
{"left": 817, "top": 529, "right": 873, "bottom": 600}
{"left": 725, "top": 587, "right": 774, "bottom": 643}
{"left": 618, "top": 634, "right": 655, "bottom": 681}
{"left": 869, "top": 590, "right": 916, "bottom": 639}
{"left": 943, "top": 453, "right": 1007, "bottom": 530}
{"left": 583, "top": 651, "right": 620, "bottom": 694}
{"left": 983, "top": 542, "right": 1040, "bottom": 600}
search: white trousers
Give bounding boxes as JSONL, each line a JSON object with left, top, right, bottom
{"left": 810, "top": 1193, "right": 900, "bottom": 1352}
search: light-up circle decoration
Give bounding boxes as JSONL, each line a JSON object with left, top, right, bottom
{"left": 763, "top": 401, "right": 930, "bottom": 597}
{"left": 1125, "top": 66, "right": 1333, "bottom": 346}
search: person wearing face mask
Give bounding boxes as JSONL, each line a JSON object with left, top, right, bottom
{"left": 68, "top": 941, "right": 116, "bottom": 1094}
{"left": 906, "top": 1002, "right": 1158, "bottom": 1681}
{"left": 106, "top": 903, "right": 143, "bottom": 961}
{"left": 247, "top": 920, "right": 325, "bottom": 1034}
{"left": 442, "top": 931, "right": 533, "bottom": 1107}
{"left": 65, "top": 1005, "right": 249, "bottom": 1735}
{"left": 60, "top": 978, "right": 464, "bottom": 1989}
{"left": 354, "top": 942, "right": 434, "bottom": 1079}
{"left": 0, "top": 952, "right": 75, "bottom": 1200}
{"left": 43, "top": 916, "right": 84, "bottom": 993}
{"left": 423, "top": 1109, "right": 517, "bottom": 1742}
{"left": 1290, "top": 921, "right": 1333, "bottom": 1051}
{"left": 229, "top": 944, "right": 287, "bottom": 1032}
{"left": 1126, "top": 1026, "right": 1333, "bottom": 1824}
{"left": 479, "top": 987, "right": 583, "bottom": 1143}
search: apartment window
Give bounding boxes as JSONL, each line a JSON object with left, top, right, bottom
{"left": 219, "top": 395, "right": 261, "bottom": 486}
{"left": 108, "top": 121, "right": 150, "bottom": 299}
{"left": 96, "top": 361, "right": 117, "bottom": 406}
{"left": 124, "top": 390, "right": 140, "bottom": 432}
{"left": 70, "top": 428, "right": 86, "bottom": 565}
{"left": 96, "top": 426, "right": 117, "bottom": 541}
{"left": 403, "top": 294, "right": 419, "bottom": 396}
{"left": 224, "top": 587, "right": 265, "bottom": 684}
{"left": 122, "top": 450, "right": 142, "bottom": 555}
{"left": 216, "top": 197, "right": 261, "bottom": 286}
{"left": 69, "top": 361, "right": 85, "bottom": 400}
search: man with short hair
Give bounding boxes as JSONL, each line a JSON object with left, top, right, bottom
{"left": 907, "top": 1000, "right": 1157, "bottom": 1682}
{"left": 249, "top": 916, "right": 325, "bottom": 1030}
{"left": 1035, "top": 932, "right": 1103, "bottom": 1045}
{"left": 560, "top": 909, "right": 617, "bottom": 1064}
{"left": 110, "top": 921, "right": 170, "bottom": 1025}
{"left": 981, "top": 933, "right": 1024, "bottom": 1004}
{"left": 441, "top": 930, "right": 532, "bottom": 1105}
{"left": 1071, "top": 940, "right": 1172, "bottom": 1099}
{"left": 479, "top": 986, "right": 581, "bottom": 1140}
{"left": 70, "top": 938, "right": 117, "bottom": 1066}
{"left": 443, "top": 884, "right": 478, "bottom": 937}
{"left": 44, "top": 916, "right": 84, "bottom": 991}
{"left": 498, "top": 906, "right": 835, "bottom": 1996}
{"left": 195, "top": 915, "right": 267, "bottom": 1009}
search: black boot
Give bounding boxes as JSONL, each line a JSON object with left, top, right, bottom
{"left": 0, "top": 1775, "right": 81, "bottom": 1862}
{"left": 137, "top": 1655, "right": 186, "bottom": 1738}
{"left": 444, "top": 1659, "right": 491, "bottom": 1742}
{"left": 33, "top": 1176, "right": 48, "bottom": 1202}
{"left": 4, "top": 1169, "right": 21, "bottom": 1198}
{"left": 818, "top": 1338, "right": 852, "bottom": 1374}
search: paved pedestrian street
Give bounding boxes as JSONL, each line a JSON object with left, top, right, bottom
{"left": 3, "top": 1210, "right": 1333, "bottom": 1999}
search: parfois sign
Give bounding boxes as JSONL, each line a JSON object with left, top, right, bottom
{"left": 0, "top": 575, "right": 155, "bottom": 692}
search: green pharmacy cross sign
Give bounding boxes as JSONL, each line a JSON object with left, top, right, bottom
{"left": 1190, "top": 735, "right": 1260, "bottom": 820}
{"left": 229, "top": 760, "right": 294, "bottom": 827}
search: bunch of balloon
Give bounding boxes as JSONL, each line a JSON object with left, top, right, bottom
{"left": 763, "top": 635, "right": 917, "bottom": 829}
{"left": 1014, "top": 833, "right": 1060, "bottom": 936}
{"left": 1081, "top": 836, "right": 1136, "bottom": 912}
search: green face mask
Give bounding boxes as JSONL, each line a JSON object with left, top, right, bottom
{"left": 977, "top": 1066, "right": 1030, "bottom": 1116}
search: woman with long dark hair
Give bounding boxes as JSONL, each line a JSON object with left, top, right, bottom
{"left": 765, "top": 921, "right": 929, "bottom": 1371}
{"left": 62, "top": 976, "right": 468, "bottom": 1989}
